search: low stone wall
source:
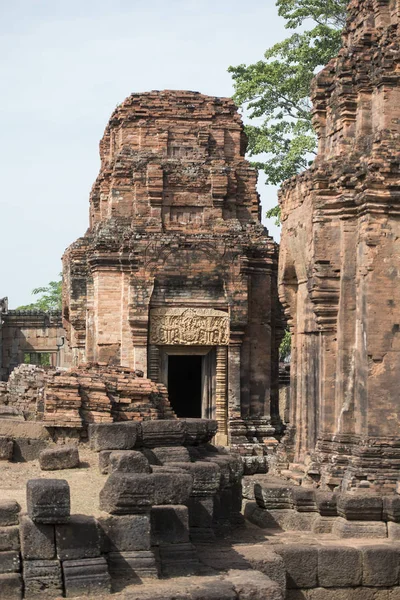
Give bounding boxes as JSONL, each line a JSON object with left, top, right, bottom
{"left": 245, "top": 477, "right": 400, "bottom": 540}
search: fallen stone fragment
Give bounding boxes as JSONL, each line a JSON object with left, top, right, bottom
{"left": 109, "top": 450, "right": 151, "bottom": 473}
{"left": 39, "top": 445, "right": 79, "bottom": 471}
{"left": 0, "top": 437, "right": 13, "bottom": 461}
{"left": 107, "top": 550, "right": 158, "bottom": 581}
{"left": 27, "top": 479, "right": 70, "bottom": 524}
{"left": 99, "top": 513, "right": 151, "bottom": 552}
{"left": 151, "top": 505, "right": 189, "bottom": 545}
{"left": 0, "top": 501, "right": 20, "bottom": 526}
{"left": 141, "top": 420, "right": 185, "bottom": 447}
{"left": 89, "top": 422, "right": 139, "bottom": 451}
{"left": 99, "top": 472, "right": 155, "bottom": 514}
{"left": 55, "top": 515, "right": 101, "bottom": 560}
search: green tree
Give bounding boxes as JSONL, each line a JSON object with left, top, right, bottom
{"left": 228, "top": 0, "right": 347, "bottom": 221}
{"left": 17, "top": 275, "right": 62, "bottom": 312}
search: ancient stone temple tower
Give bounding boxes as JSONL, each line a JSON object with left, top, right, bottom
{"left": 63, "top": 91, "right": 281, "bottom": 445}
{"left": 279, "top": 0, "right": 400, "bottom": 488}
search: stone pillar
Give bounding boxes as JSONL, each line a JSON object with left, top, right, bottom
{"left": 148, "top": 345, "right": 160, "bottom": 382}
{"left": 215, "top": 346, "right": 228, "bottom": 446}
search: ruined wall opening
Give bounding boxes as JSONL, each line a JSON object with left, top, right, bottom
{"left": 167, "top": 354, "right": 202, "bottom": 418}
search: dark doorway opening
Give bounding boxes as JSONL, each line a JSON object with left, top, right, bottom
{"left": 168, "top": 355, "right": 202, "bottom": 418}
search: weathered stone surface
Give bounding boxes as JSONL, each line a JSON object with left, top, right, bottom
{"left": 99, "top": 473, "right": 154, "bottom": 514}
{"left": 158, "top": 542, "right": 201, "bottom": 577}
{"left": 254, "top": 483, "right": 293, "bottom": 510}
{"left": 23, "top": 559, "right": 63, "bottom": 599}
{"left": 170, "top": 461, "right": 220, "bottom": 496}
{"left": 0, "top": 551, "right": 20, "bottom": 574}
{"left": 311, "top": 516, "right": 336, "bottom": 534}
{"left": 62, "top": 90, "right": 281, "bottom": 451}
{"left": 291, "top": 488, "right": 317, "bottom": 513}
{"left": 315, "top": 492, "right": 337, "bottom": 517}
{"left": 235, "top": 545, "right": 286, "bottom": 592}
{"left": 98, "top": 450, "right": 113, "bottom": 474}
{"left": 62, "top": 556, "right": 111, "bottom": 597}
{"left": 39, "top": 445, "right": 79, "bottom": 471}
{"left": 151, "top": 505, "right": 189, "bottom": 545}
{"left": 274, "top": 545, "right": 318, "bottom": 589}
{"left": 99, "top": 514, "right": 151, "bottom": 552}
{"left": 0, "top": 501, "right": 20, "bottom": 526}
{"left": 109, "top": 450, "right": 151, "bottom": 473}
{"left": 383, "top": 496, "right": 400, "bottom": 522}
{"left": 361, "top": 545, "right": 400, "bottom": 587}
{"left": 27, "top": 479, "right": 70, "bottom": 524}
{"left": 0, "top": 573, "right": 22, "bottom": 600}
{"left": 332, "top": 517, "right": 387, "bottom": 539}
{"left": 278, "top": 0, "right": 400, "bottom": 488}
{"left": 0, "top": 437, "right": 13, "bottom": 461}
{"left": 228, "top": 569, "right": 284, "bottom": 600}
{"left": 55, "top": 515, "right": 101, "bottom": 560}
{"left": 20, "top": 516, "right": 55, "bottom": 560}
{"left": 183, "top": 419, "right": 218, "bottom": 446}
{"left": 317, "top": 546, "right": 362, "bottom": 588}
{"left": 150, "top": 446, "right": 191, "bottom": 465}
{"left": 89, "top": 422, "right": 139, "bottom": 451}
{"left": 0, "top": 527, "right": 19, "bottom": 551}
{"left": 337, "top": 495, "right": 383, "bottom": 521}
{"left": 153, "top": 472, "right": 193, "bottom": 505}
{"left": 107, "top": 550, "right": 158, "bottom": 580}
{"left": 141, "top": 420, "right": 185, "bottom": 448}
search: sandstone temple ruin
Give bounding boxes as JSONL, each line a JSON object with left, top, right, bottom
{"left": 279, "top": 0, "right": 400, "bottom": 489}
{"left": 62, "top": 91, "right": 282, "bottom": 446}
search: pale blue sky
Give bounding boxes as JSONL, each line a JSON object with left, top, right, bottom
{"left": 0, "top": 0, "right": 286, "bottom": 307}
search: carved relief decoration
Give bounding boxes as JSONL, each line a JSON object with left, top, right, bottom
{"left": 150, "top": 307, "right": 229, "bottom": 346}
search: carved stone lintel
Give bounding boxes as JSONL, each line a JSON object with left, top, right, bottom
{"left": 149, "top": 307, "right": 229, "bottom": 346}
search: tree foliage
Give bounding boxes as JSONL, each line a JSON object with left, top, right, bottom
{"left": 229, "top": 0, "right": 347, "bottom": 193}
{"left": 17, "top": 275, "right": 62, "bottom": 312}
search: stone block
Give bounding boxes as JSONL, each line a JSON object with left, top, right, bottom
{"left": 23, "top": 559, "right": 63, "bottom": 599}
{"left": 254, "top": 483, "right": 293, "bottom": 510}
{"left": 188, "top": 495, "right": 214, "bottom": 529}
{"left": 274, "top": 545, "right": 318, "bottom": 589}
{"left": 311, "top": 516, "right": 336, "bottom": 534}
{"left": 308, "top": 590, "right": 390, "bottom": 600}
{"left": 361, "top": 545, "right": 400, "bottom": 587}
{"left": 107, "top": 550, "right": 158, "bottom": 581}
{"left": 244, "top": 504, "right": 291, "bottom": 530}
{"left": 151, "top": 505, "right": 189, "bottom": 545}
{"left": 39, "top": 445, "right": 79, "bottom": 471}
{"left": 0, "top": 527, "right": 20, "bottom": 551}
{"left": 158, "top": 542, "right": 201, "bottom": 577}
{"left": 383, "top": 496, "right": 400, "bottom": 522}
{"left": 337, "top": 494, "right": 383, "bottom": 521}
{"left": 151, "top": 446, "right": 191, "bottom": 464}
{"left": 317, "top": 545, "right": 362, "bottom": 587}
{"left": 0, "top": 437, "right": 13, "bottom": 461}
{"left": 55, "top": 515, "right": 100, "bottom": 560}
{"left": 141, "top": 420, "right": 185, "bottom": 447}
{"left": 0, "top": 501, "right": 20, "bottom": 526}
{"left": 388, "top": 522, "right": 400, "bottom": 540}
{"left": 99, "top": 472, "right": 154, "bottom": 514}
{"left": 0, "top": 551, "right": 20, "bottom": 574}
{"left": 13, "top": 439, "right": 48, "bottom": 462}
{"left": 170, "top": 461, "right": 220, "bottom": 496}
{"left": 99, "top": 514, "right": 151, "bottom": 552}
{"left": 153, "top": 472, "right": 193, "bottom": 505}
{"left": 62, "top": 556, "right": 111, "bottom": 597}
{"left": 235, "top": 545, "right": 286, "bottom": 592}
{"left": 332, "top": 517, "right": 387, "bottom": 538}
{"left": 286, "top": 511, "right": 318, "bottom": 531}
{"left": 20, "top": 516, "right": 55, "bottom": 560}
{"left": 182, "top": 418, "right": 218, "bottom": 445}
{"left": 27, "top": 479, "right": 70, "bottom": 524}
{"left": 291, "top": 488, "right": 317, "bottom": 512}
{"left": 0, "top": 573, "right": 22, "bottom": 600}
{"left": 109, "top": 450, "right": 151, "bottom": 473}
{"left": 89, "top": 422, "right": 138, "bottom": 451}
{"left": 98, "top": 450, "right": 112, "bottom": 474}
{"left": 228, "top": 569, "right": 284, "bottom": 600}
{"left": 315, "top": 492, "right": 338, "bottom": 516}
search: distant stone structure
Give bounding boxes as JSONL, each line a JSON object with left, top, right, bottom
{"left": 279, "top": 0, "right": 400, "bottom": 488}
{"left": 63, "top": 91, "right": 282, "bottom": 446}
{"left": 0, "top": 306, "right": 70, "bottom": 381}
